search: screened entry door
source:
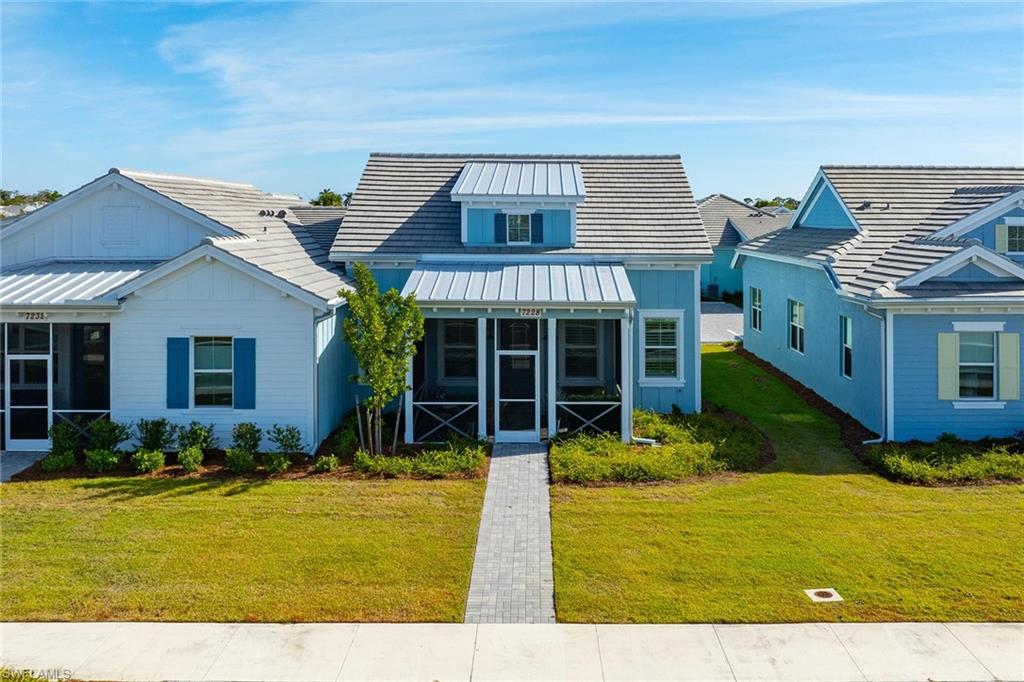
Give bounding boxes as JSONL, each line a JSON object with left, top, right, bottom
{"left": 5, "top": 355, "right": 51, "bottom": 451}
{"left": 494, "top": 319, "right": 540, "bottom": 442}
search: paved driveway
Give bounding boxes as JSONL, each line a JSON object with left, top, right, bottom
{"left": 701, "top": 301, "right": 743, "bottom": 343}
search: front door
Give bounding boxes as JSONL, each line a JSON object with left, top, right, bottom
{"left": 5, "top": 355, "right": 51, "bottom": 451}
{"left": 494, "top": 319, "right": 540, "bottom": 442}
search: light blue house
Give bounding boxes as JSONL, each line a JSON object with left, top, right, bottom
{"left": 696, "top": 194, "right": 788, "bottom": 297}
{"left": 734, "top": 166, "right": 1024, "bottom": 441}
{"left": 330, "top": 154, "right": 713, "bottom": 443}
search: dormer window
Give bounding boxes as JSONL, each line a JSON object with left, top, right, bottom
{"left": 1008, "top": 225, "right": 1024, "bottom": 253}
{"left": 507, "top": 214, "right": 531, "bottom": 245}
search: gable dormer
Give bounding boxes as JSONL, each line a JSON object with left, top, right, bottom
{"left": 929, "top": 188, "right": 1024, "bottom": 263}
{"left": 451, "top": 160, "right": 585, "bottom": 247}
{"left": 791, "top": 171, "right": 859, "bottom": 231}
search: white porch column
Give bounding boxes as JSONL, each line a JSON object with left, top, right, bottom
{"left": 404, "top": 354, "right": 414, "bottom": 444}
{"left": 477, "top": 317, "right": 487, "bottom": 439}
{"left": 546, "top": 317, "right": 557, "bottom": 440}
{"left": 620, "top": 312, "right": 633, "bottom": 442}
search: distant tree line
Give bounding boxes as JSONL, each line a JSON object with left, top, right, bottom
{"left": 744, "top": 196, "right": 800, "bottom": 210}
{"left": 1, "top": 188, "right": 62, "bottom": 205}
{"left": 309, "top": 188, "right": 353, "bottom": 207}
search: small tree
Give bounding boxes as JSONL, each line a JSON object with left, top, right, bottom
{"left": 310, "top": 188, "right": 346, "bottom": 206}
{"left": 341, "top": 262, "right": 424, "bottom": 454}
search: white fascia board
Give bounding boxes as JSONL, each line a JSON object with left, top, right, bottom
{"left": 0, "top": 171, "right": 237, "bottom": 243}
{"left": 453, "top": 196, "right": 583, "bottom": 206}
{"left": 115, "top": 243, "right": 329, "bottom": 311}
{"left": 930, "top": 190, "right": 1024, "bottom": 239}
{"left": 732, "top": 248, "right": 830, "bottom": 271}
{"left": 869, "top": 298, "right": 1024, "bottom": 312}
{"left": 896, "top": 244, "right": 1024, "bottom": 288}
{"left": 788, "top": 169, "right": 862, "bottom": 233}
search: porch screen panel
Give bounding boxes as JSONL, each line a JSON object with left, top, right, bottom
{"left": 52, "top": 324, "right": 110, "bottom": 412}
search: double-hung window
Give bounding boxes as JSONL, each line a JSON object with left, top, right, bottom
{"left": 958, "top": 332, "right": 996, "bottom": 399}
{"left": 640, "top": 311, "right": 683, "bottom": 383}
{"left": 440, "top": 320, "right": 477, "bottom": 381}
{"left": 840, "top": 315, "right": 853, "bottom": 378}
{"left": 561, "top": 320, "right": 601, "bottom": 384}
{"left": 193, "top": 336, "right": 233, "bottom": 406}
{"left": 750, "top": 287, "right": 763, "bottom": 332}
{"left": 507, "top": 214, "right": 531, "bottom": 245}
{"left": 788, "top": 300, "right": 805, "bottom": 353}
{"left": 1008, "top": 225, "right": 1024, "bottom": 253}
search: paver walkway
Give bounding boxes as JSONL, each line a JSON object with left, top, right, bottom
{"left": 464, "top": 442, "right": 555, "bottom": 624}
{"left": 4, "top": 622, "right": 1021, "bottom": 681}
{"left": 0, "top": 451, "right": 46, "bottom": 482}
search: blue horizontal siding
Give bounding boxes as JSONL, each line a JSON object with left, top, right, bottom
{"left": 741, "top": 257, "right": 884, "bottom": 433}
{"left": 466, "top": 208, "right": 572, "bottom": 246}
{"left": 701, "top": 248, "right": 741, "bottom": 295}
{"left": 892, "top": 314, "right": 1024, "bottom": 441}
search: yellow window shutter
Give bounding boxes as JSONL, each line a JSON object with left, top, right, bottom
{"left": 995, "top": 224, "right": 1009, "bottom": 253}
{"left": 937, "top": 333, "right": 959, "bottom": 400}
{"left": 998, "top": 332, "right": 1020, "bottom": 401}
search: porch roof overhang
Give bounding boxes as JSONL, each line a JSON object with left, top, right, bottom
{"left": 0, "top": 260, "right": 156, "bottom": 308}
{"left": 401, "top": 261, "right": 636, "bottom": 308}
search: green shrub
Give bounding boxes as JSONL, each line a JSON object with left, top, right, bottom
{"left": 334, "top": 427, "right": 358, "bottom": 456}
{"left": 225, "top": 447, "right": 256, "bottom": 474}
{"left": 136, "top": 418, "right": 173, "bottom": 452}
{"left": 88, "top": 418, "right": 130, "bottom": 453}
{"left": 176, "top": 421, "right": 217, "bottom": 452}
{"left": 866, "top": 440, "right": 1024, "bottom": 485}
{"left": 268, "top": 424, "right": 303, "bottom": 453}
{"left": 44, "top": 421, "right": 81, "bottom": 472}
{"left": 177, "top": 445, "right": 204, "bottom": 472}
{"left": 263, "top": 451, "right": 291, "bottom": 474}
{"left": 354, "top": 439, "right": 486, "bottom": 478}
{"left": 41, "top": 448, "right": 76, "bottom": 472}
{"left": 231, "top": 423, "right": 262, "bottom": 454}
{"left": 131, "top": 448, "right": 165, "bottom": 473}
{"left": 313, "top": 453, "right": 340, "bottom": 472}
{"left": 84, "top": 448, "right": 121, "bottom": 473}
{"left": 633, "top": 407, "right": 766, "bottom": 471}
{"left": 549, "top": 432, "right": 722, "bottom": 483}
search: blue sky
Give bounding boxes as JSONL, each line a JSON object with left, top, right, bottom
{"left": 3, "top": 2, "right": 1022, "bottom": 201}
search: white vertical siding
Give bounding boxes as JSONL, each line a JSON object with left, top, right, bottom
{"left": 2, "top": 183, "right": 215, "bottom": 268}
{"left": 111, "top": 259, "right": 318, "bottom": 452}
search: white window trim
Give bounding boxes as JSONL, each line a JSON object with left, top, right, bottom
{"left": 505, "top": 212, "right": 532, "bottom": 245}
{"left": 953, "top": 401, "right": 1006, "bottom": 410}
{"left": 957, "top": 331, "right": 998, "bottom": 401}
{"left": 191, "top": 336, "right": 234, "bottom": 409}
{"left": 638, "top": 309, "right": 686, "bottom": 386}
{"left": 788, "top": 299, "right": 805, "bottom": 355}
{"left": 1006, "top": 221, "right": 1024, "bottom": 255}
{"left": 750, "top": 287, "right": 763, "bottom": 333}
{"left": 558, "top": 319, "right": 604, "bottom": 386}
{"left": 436, "top": 320, "right": 477, "bottom": 386}
{"left": 840, "top": 315, "right": 853, "bottom": 379}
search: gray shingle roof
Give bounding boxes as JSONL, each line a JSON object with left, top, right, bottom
{"left": 739, "top": 166, "right": 1024, "bottom": 299}
{"left": 332, "top": 154, "right": 712, "bottom": 259}
{"left": 289, "top": 205, "right": 346, "bottom": 253}
{"left": 696, "top": 194, "right": 788, "bottom": 248}
{"left": 115, "top": 169, "right": 351, "bottom": 301}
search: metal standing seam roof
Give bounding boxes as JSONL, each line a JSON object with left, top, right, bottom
{"left": 451, "top": 161, "right": 586, "bottom": 199}
{"left": 0, "top": 261, "right": 156, "bottom": 306}
{"left": 333, "top": 154, "right": 712, "bottom": 258}
{"left": 401, "top": 262, "right": 636, "bottom": 306}
{"left": 738, "top": 166, "right": 1024, "bottom": 298}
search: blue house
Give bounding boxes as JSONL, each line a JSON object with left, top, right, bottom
{"left": 734, "top": 166, "right": 1024, "bottom": 442}
{"left": 696, "top": 194, "right": 788, "bottom": 297}
{"left": 330, "top": 154, "right": 713, "bottom": 443}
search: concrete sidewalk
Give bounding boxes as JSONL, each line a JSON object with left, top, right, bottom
{"left": 3, "top": 622, "right": 1021, "bottom": 681}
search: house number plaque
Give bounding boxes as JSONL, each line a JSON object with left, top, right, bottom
{"left": 516, "top": 308, "right": 542, "bottom": 317}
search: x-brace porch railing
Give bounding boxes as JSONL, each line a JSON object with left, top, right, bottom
{"left": 555, "top": 385, "right": 622, "bottom": 435}
{"left": 52, "top": 410, "right": 111, "bottom": 439}
{"left": 412, "top": 401, "right": 477, "bottom": 442}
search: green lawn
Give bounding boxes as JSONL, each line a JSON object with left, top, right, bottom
{"left": 1, "top": 476, "right": 484, "bottom": 622}
{"left": 550, "top": 345, "right": 1024, "bottom": 623}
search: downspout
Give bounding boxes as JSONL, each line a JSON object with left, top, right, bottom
{"left": 859, "top": 304, "right": 887, "bottom": 444}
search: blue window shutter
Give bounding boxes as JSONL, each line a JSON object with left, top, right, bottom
{"left": 531, "top": 212, "right": 544, "bottom": 244}
{"left": 234, "top": 338, "right": 256, "bottom": 409}
{"left": 494, "top": 213, "right": 507, "bottom": 244}
{"left": 166, "top": 338, "right": 189, "bottom": 409}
